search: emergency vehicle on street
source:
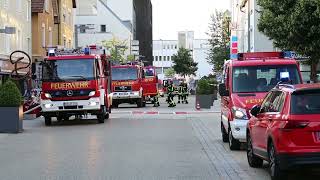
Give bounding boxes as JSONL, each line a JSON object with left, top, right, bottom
{"left": 142, "top": 66, "right": 159, "bottom": 103}
{"left": 218, "top": 52, "right": 303, "bottom": 150}
{"left": 247, "top": 83, "right": 320, "bottom": 180}
{"left": 111, "top": 61, "right": 146, "bottom": 108}
{"left": 40, "top": 46, "right": 112, "bottom": 125}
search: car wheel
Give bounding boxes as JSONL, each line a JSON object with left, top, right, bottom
{"left": 268, "top": 142, "right": 286, "bottom": 180}
{"left": 228, "top": 128, "right": 240, "bottom": 150}
{"left": 57, "top": 116, "right": 63, "bottom": 122}
{"left": 247, "top": 133, "right": 263, "bottom": 168}
{"left": 221, "top": 122, "right": 228, "bottom": 142}
{"left": 45, "top": 117, "right": 52, "bottom": 126}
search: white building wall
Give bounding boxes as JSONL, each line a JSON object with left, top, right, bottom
{"left": 76, "top": 0, "right": 132, "bottom": 56}
{"left": 0, "top": 0, "right": 32, "bottom": 58}
{"left": 153, "top": 39, "right": 212, "bottom": 80}
{"left": 106, "top": 0, "right": 135, "bottom": 37}
{"left": 193, "top": 39, "right": 213, "bottom": 78}
{"left": 231, "top": 0, "right": 274, "bottom": 53}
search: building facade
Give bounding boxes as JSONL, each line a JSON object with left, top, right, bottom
{"left": 153, "top": 35, "right": 212, "bottom": 80}
{"left": 230, "top": 0, "right": 274, "bottom": 53}
{"left": 53, "top": 0, "right": 76, "bottom": 48}
{"left": 134, "top": 0, "right": 153, "bottom": 65}
{"left": 32, "top": 0, "right": 56, "bottom": 61}
{"left": 75, "top": 0, "right": 133, "bottom": 57}
{"left": 0, "top": 0, "right": 32, "bottom": 87}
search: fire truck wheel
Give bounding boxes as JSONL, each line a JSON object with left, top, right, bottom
{"left": 105, "top": 113, "right": 110, "bottom": 120}
{"left": 57, "top": 117, "right": 63, "bottom": 122}
{"left": 97, "top": 106, "right": 106, "bottom": 123}
{"left": 137, "top": 98, "right": 143, "bottom": 108}
{"left": 45, "top": 117, "right": 52, "bottom": 126}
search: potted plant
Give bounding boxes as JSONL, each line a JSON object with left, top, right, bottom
{"left": 196, "top": 76, "right": 218, "bottom": 109}
{"left": 0, "top": 80, "right": 24, "bottom": 133}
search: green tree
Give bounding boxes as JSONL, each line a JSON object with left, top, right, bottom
{"left": 207, "top": 10, "right": 231, "bottom": 73}
{"left": 172, "top": 48, "right": 198, "bottom": 77}
{"left": 164, "top": 68, "right": 176, "bottom": 78}
{"left": 258, "top": 0, "right": 320, "bottom": 82}
{"left": 102, "top": 37, "right": 128, "bottom": 63}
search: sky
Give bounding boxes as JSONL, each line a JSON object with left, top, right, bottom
{"left": 151, "top": 0, "right": 230, "bottom": 40}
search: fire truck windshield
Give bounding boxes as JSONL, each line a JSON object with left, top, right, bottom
{"left": 112, "top": 67, "right": 138, "bottom": 81}
{"left": 232, "top": 65, "right": 301, "bottom": 93}
{"left": 42, "top": 59, "right": 95, "bottom": 82}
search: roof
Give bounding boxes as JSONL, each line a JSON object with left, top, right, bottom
{"left": 31, "top": 0, "right": 45, "bottom": 13}
{"left": 47, "top": 55, "right": 97, "bottom": 60}
{"left": 112, "top": 65, "right": 139, "bottom": 69}
{"left": 229, "top": 59, "right": 299, "bottom": 67}
{"left": 277, "top": 83, "right": 320, "bottom": 93}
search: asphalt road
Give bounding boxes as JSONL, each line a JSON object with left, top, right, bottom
{"left": 1, "top": 96, "right": 320, "bottom": 180}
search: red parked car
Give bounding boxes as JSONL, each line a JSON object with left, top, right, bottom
{"left": 247, "top": 83, "right": 320, "bottom": 180}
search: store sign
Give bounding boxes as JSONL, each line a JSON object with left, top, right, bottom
{"left": 230, "top": 36, "right": 238, "bottom": 59}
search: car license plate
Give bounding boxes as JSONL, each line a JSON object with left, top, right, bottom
{"left": 315, "top": 132, "right": 320, "bottom": 142}
{"left": 119, "top": 92, "right": 128, "bottom": 96}
{"left": 63, "top": 102, "right": 78, "bottom": 106}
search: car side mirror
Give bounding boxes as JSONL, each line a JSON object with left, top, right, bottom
{"left": 250, "top": 105, "right": 261, "bottom": 117}
{"left": 218, "top": 83, "right": 229, "bottom": 96}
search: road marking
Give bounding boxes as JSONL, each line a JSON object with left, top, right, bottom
{"left": 112, "top": 111, "right": 220, "bottom": 115}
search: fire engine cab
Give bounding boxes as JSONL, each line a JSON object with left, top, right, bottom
{"left": 218, "top": 52, "right": 303, "bottom": 150}
{"left": 40, "top": 46, "right": 112, "bottom": 125}
{"left": 111, "top": 61, "right": 146, "bottom": 108}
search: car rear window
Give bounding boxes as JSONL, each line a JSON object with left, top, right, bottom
{"left": 291, "top": 91, "right": 320, "bottom": 114}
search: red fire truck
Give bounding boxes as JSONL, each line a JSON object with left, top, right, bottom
{"left": 111, "top": 62, "right": 146, "bottom": 108}
{"left": 40, "top": 46, "right": 112, "bottom": 125}
{"left": 142, "top": 66, "right": 159, "bottom": 104}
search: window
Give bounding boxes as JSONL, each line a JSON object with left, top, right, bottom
{"left": 63, "top": 8, "right": 66, "bottom": 22}
{"left": 101, "top": 25, "right": 106, "bottom": 32}
{"left": 171, "top": 45, "right": 174, "bottom": 49}
{"left": 42, "top": 24, "right": 46, "bottom": 47}
{"left": 159, "top": 56, "right": 162, "bottom": 61}
{"left": 48, "top": 27, "right": 52, "bottom": 46}
{"left": 261, "top": 91, "right": 284, "bottom": 113}
{"left": 175, "top": 45, "right": 177, "bottom": 49}
{"left": 291, "top": 91, "right": 320, "bottom": 115}
{"left": 164, "top": 56, "right": 166, "bottom": 61}
{"left": 17, "top": 0, "right": 22, "bottom": 12}
{"left": 80, "top": 25, "right": 86, "bottom": 33}
{"left": 63, "top": 37, "right": 66, "bottom": 47}
{"left": 44, "top": 0, "right": 49, "bottom": 12}
{"left": 167, "top": 56, "right": 170, "bottom": 61}
{"left": 155, "top": 56, "right": 158, "bottom": 61}
{"left": 26, "top": 1, "right": 30, "bottom": 21}
{"left": 232, "top": 65, "right": 301, "bottom": 93}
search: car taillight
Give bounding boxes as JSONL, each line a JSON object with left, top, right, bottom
{"left": 280, "top": 120, "right": 309, "bottom": 130}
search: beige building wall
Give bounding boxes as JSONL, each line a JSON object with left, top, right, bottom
{"left": 32, "top": 0, "right": 55, "bottom": 61}
{"left": 53, "top": 0, "right": 76, "bottom": 48}
{"left": 0, "top": 0, "right": 32, "bottom": 58}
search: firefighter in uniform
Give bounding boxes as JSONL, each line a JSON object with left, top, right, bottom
{"left": 167, "top": 81, "right": 176, "bottom": 107}
{"left": 178, "top": 81, "right": 184, "bottom": 104}
{"left": 153, "top": 92, "right": 160, "bottom": 107}
{"left": 178, "top": 81, "right": 189, "bottom": 104}
{"left": 182, "top": 82, "right": 189, "bottom": 104}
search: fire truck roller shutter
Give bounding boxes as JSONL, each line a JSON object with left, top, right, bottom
{"left": 99, "top": 89, "right": 106, "bottom": 106}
